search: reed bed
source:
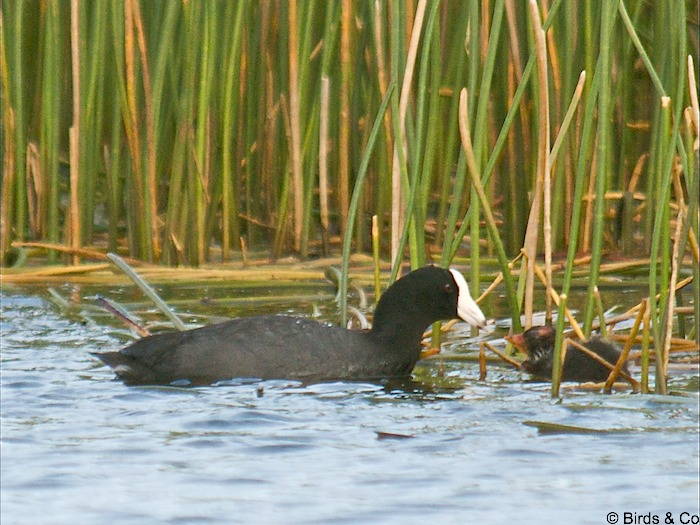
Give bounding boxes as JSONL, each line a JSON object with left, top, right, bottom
{"left": 1, "top": 1, "right": 698, "bottom": 393}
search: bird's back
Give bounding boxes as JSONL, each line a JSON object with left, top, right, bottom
{"left": 562, "top": 337, "right": 627, "bottom": 382}
{"left": 94, "top": 315, "right": 415, "bottom": 385}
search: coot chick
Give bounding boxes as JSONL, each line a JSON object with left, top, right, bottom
{"left": 93, "top": 266, "right": 486, "bottom": 385}
{"left": 506, "top": 325, "right": 628, "bottom": 382}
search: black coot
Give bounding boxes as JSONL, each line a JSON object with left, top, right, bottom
{"left": 506, "top": 325, "right": 628, "bottom": 382}
{"left": 93, "top": 266, "right": 486, "bottom": 385}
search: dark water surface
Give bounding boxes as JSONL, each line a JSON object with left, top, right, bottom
{"left": 1, "top": 286, "right": 698, "bottom": 524}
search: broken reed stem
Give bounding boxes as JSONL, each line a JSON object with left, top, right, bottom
{"left": 482, "top": 341, "right": 523, "bottom": 369}
{"left": 548, "top": 70, "right": 586, "bottom": 171}
{"left": 567, "top": 338, "right": 640, "bottom": 390}
{"left": 528, "top": 0, "right": 553, "bottom": 325}
{"left": 604, "top": 299, "right": 645, "bottom": 393}
{"left": 106, "top": 252, "right": 186, "bottom": 331}
{"left": 95, "top": 296, "right": 150, "bottom": 337}
{"left": 476, "top": 252, "right": 524, "bottom": 303}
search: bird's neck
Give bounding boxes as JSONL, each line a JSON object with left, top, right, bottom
{"left": 370, "top": 301, "right": 433, "bottom": 354}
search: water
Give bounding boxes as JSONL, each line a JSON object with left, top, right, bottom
{"left": 1, "top": 287, "right": 699, "bottom": 525}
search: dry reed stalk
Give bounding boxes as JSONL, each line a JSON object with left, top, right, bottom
{"left": 69, "top": 0, "right": 81, "bottom": 265}
{"left": 674, "top": 306, "right": 695, "bottom": 315}
{"left": 593, "top": 286, "right": 607, "bottom": 337}
{"left": 479, "top": 343, "right": 488, "bottom": 380}
{"left": 483, "top": 341, "right": 523, "bottom": 369}
{"left": 532, "top": 263, "right": 585, "bottom": 340}
{"left": 572, "top": 258, "right": 650, "bottom": 275}
{"left": 339, "top": 0, "right": 351, "bottom": 235}
{"left": 95, "top": 296, "right": 150, "bottom": 337}
{"left": 688, "top": 56, "right": 699, "bottom": 145}
{"left": 616, "top": 276, "right": 694, "bottom": 319}
{"left": 467, "top": 252, "right": 524, "bottom": 304}
{"left": 554, "top": 253, "right": 592, "bottom": 270}
{"left": 632, "top": 346, "right": 700, "bottom": 358}
{"left": 475, "top": 266, "right": 504, "bottom": 302}
{"left": 541, "top": 0, "right": 561, "bottom": 106}
{"left": 662, "top": 206, "right": 685, "bottom": 377}
{"left": 529, "top": 0, "right": 553, "bottom": 324}
{"left": 604, "top": 299, "right": 645, "bottom": 393}
{"left": 419, "top": 347, "right": 440, "bottom": 359}
{"left": 458, "top": 87, "right": 522, "bottom": 329}
{"left": 561, "top": 382, "right": 631, "bottom": 393}
{"left": 504, "top": 0, "right": 532, "bottom": 167}
{"left": 372, "top": 215, "right": 381, "bottom": 302}
{"left": 672, "top": 167, "right": 699, "bottom": 262}
{"left": 567, "top": 338, "right": 640, "bottom": 389}
{"left": 319, "top": 75, "right": 330, "bottom": 250}
{"left": 607, "top": 333, "right": 697, "bottom": 349}
{"left": 1, "top": 274, "right": 125, "bottom": 285}
{"left": 288, "top": 0, "right": 303, "bottom": 253}
{"left": 479, "top": 0, "right": 490, "bottom": 63}
{"left": 390, "top": 0, "right": 427, "bottom": 261}
{"left": 239, "top": 236, "right": 249, "bottom": 267}
{"left": 521, "top": 1, "right": 548, "bottom": 328}
{"left": 10, "top": 241, "right": 145, "bottom": 265}
{"left": 548, "top": 71, "right": 586, "bottom": 171}
{"left": 107, "top": 253, "right": 186, "bottom": 330}
{"left": 580, "top": 190, "right": 647, "bottom": 202}
{"left": 627, "top": 153, "right": 649, "bottom": 192}
{"left": 687, "top": 228, "right": 700, "bottom": 265}
{"left": 1, "top": 263, "right": 111, "bottom": 279}
{"left": 504, "top": 0, "right": 524, "bottom": 83}
{"left": 372, "top": 0, "right": 393, "bottom": 158}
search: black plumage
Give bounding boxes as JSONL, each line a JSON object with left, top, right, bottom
{"left": 507, "top": 325, "right": 628, "bottom": 382}
{"left": 93, "top": 266, "right": 486, "bottom": 385}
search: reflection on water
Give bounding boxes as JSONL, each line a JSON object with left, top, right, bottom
{"left": 1, "top": 289, "right": 698, "bottom": 524}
